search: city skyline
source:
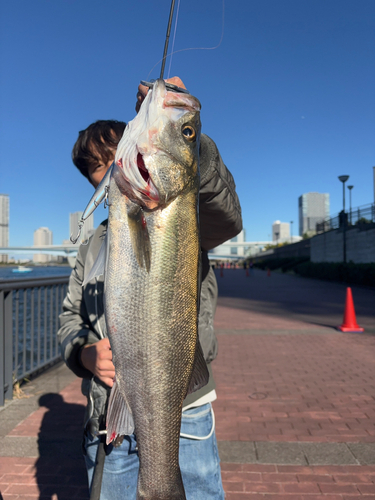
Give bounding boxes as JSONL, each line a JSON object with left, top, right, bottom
{"left": 1, "top": 1, "right": 374, "bottom": 247}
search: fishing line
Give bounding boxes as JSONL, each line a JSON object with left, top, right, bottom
{"left": 147, "top": 0, "right": 225, "bottom": 81}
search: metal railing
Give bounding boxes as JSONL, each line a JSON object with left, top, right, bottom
{"left": 316, "top": 203, "right": 375, "bottom": 234}
{"left": 0, "top": 276, "right": 69, "bottom": 406}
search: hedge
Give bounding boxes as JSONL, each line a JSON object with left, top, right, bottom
{"left": 253, "top": 257, "right": 309, "bottom": 272}
{"left": 294, "top": 261, "right": 375, "bottom": 287}
{"left": 253, "top": 258, "right": 375, "bottom": 286}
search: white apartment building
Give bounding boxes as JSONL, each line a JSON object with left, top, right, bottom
{"left": 0, "top": 194, "right": 9, "bottom": 263}
{"left": 33, "top": 227, "right": 53, "bottom": 263}
{"left": 272, "top": 221, "right": 290, "bottom": 243}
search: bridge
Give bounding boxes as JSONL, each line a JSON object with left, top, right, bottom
{"left": 0, "top": 241, "right": 271, "bottom": 265}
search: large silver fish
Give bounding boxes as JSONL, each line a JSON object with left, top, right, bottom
{"left": 100, "top": 79, "right": 208, "bottom": 499}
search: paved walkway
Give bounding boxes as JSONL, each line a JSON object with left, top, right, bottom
{"left": 0, "top": 269, "right": 374, "bottom": 499}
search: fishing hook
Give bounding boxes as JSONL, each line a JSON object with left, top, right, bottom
{"left": 70, "top": 162, "right": 114, "bottom": 244}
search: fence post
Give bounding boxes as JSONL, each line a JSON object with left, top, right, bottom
{"left": 0, "top": 290, "right": 13, "bottom": 405}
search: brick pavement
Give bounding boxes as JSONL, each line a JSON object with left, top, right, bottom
{"left": 213, "top": 269, "right": 375, "bottom": 498}
{"left": 1, "top": 269, "right": 374, "bottom": 499}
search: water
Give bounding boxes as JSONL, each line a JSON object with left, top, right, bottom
{"left": 0, "top": 266, "right": 72, "bottom": 381}
{"left": 0, "top": 265, "right": 72, "bottom": 281}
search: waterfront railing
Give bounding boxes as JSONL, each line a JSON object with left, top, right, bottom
{"left": 316, "top": 203, "right": 375, "bottom": 234}
{"left": 0, "top": 276, "right": 69, "bottom": 406}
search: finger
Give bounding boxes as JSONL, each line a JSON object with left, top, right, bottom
{"left": 98, "top": 349, "right": 113, "bottom": 361}
{"left": 98, "top": 338, "right": 112, "bottom": 349}
{"left": 97, "top": 360, "right": 115, "bottom": 372}
{"left": 138, "top": 83, "right": 149, "bottom": 98}
{"left": 100, "top": 376, "right": 114, "bottom": 388}
{"left": 136, "top": 87, "right": 148, "bottom": 113}
{"left": 165, "top": 76, "right": 186, "bottom": 89}
{"left": 98, "top": 370, "right": 116, "bottom": 380}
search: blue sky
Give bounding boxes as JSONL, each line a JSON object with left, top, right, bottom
{"left": 1, "top": 0, "right": 374, "bottom": 246}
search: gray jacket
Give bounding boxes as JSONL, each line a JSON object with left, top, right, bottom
{"left": 58, "top": 134, "right": 242, "bottom": 434}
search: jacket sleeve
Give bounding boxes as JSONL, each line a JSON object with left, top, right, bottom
{"left": 199, "top": 134, "right": 242, "bottom": 251}
{"left": 57, "top": 241, "right": 101, "bottom": 379}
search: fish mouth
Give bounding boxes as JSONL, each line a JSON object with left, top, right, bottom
{"left": 116, "top": 154, "right": 159, "bottom": 206}
{"left": 137, "top": 153, "right": 150, "bottom": 183}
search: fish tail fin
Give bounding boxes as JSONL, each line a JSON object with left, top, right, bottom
{"left": 187, "top": 341, "right": 209, "bottom": 395}
{"left": 106, "top": 379, "right": 135, "bottom": 445}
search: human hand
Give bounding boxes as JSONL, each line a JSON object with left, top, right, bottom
{"left": 80, "top": 338, "right": 115, "bottom": 387}
{"left": 135, "top": 76, "right": 187, "bottom": 113}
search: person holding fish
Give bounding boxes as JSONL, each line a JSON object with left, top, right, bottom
{"left": 58, "top": 77, "right": 242, "bottom": 500}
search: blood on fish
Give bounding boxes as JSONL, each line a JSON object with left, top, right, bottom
{"left": 137, "top": 153, "right": 149, "bottom": 183}
{"left": 148, "top": 128, "right": 157, "bottom": 141}
{"left": 141, "top": 213, "right": 147, "bottom": 228}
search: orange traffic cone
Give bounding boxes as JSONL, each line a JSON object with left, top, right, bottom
{"left": 337, "top": 287, "right": 364, "bottom": 332}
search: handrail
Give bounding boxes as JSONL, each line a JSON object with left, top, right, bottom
{"left": 0, "top": 275, "right": 69, "bottom": 406}
{"left": 316, "top": 203, "right": 375, "bottom": 234}
{"left": 0, "top": 276, "right": 69, "bottom": 291}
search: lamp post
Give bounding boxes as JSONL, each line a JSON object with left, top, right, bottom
{"left": 338, "top": 175, "right": 349, "bottom": 263}
{"left": 347, "top": 185, "right": 353, "bottom": 224}
{"left": 290, "top": 221, "right": 293, "bottom": 243}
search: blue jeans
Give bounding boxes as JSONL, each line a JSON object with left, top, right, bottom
{"left": 84, "top": 403, "right": 224, "bottom": 500}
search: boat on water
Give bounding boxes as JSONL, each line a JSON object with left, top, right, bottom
{"left": 12, "top": 266, "right": 33, "bottom": 274}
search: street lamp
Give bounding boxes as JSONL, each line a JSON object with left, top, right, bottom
{"left": 338, "top": 175, "right": 349, "bottom": 263}
{"left": 290, "top": 221, "right": 293, "bottom": 243}
{"left": 338, "top": 175, "right": 349, "bottom": 210}
{"left": 347, "top": 185, "right": 353, "bottom": 224}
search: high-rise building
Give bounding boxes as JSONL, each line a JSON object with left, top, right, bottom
{"left": 0, "top": 194, "right": 9, "bottom": 263}
{"left": 69, "top": 212, "right": 94, "bottom": 243}
{"left": 272, "top": 221, "right": 290, "bottom": 243}
{"left": 33, "top": 227, "right": 53, "bottom": 263}
{"left": 298, "top": 192, "right": 330, "bottom": 236}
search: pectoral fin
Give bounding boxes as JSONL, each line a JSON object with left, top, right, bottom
{"left": 187, "top": 341, "right": 209, "bottom": 395}
{"left": 106, "top": 379, "right": 135, "bottom": 445}
{"left": 82, "top": 234, "right": 107, "bottom": 287}
{"left": 127, "top": 205, "right": 151, "bottom": 272}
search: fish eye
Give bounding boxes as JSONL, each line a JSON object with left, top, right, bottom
{"left": 182, "top": 125, "right": 196, "bottom": 141}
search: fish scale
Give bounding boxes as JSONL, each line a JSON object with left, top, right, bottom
{"left": 72, "top": 79, "right": 205, "bottom": 498}
{"left": 101, "top": 78, "right": 206, "bottom": 499}
{"left": 106, "top": 180, "right": 198, "bottom": 499}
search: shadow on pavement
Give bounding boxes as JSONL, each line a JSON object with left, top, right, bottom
{"left": 35, "top": 393, "right": 89, "bottom": 499}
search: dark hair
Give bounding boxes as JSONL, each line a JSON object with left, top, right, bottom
{"left": 72, "top": 120, "right": 126, "bottom": 180}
